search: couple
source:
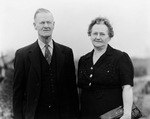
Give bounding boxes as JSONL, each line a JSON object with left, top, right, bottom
{"left": 13, "top": 8, "right": 134, "bottom": 119}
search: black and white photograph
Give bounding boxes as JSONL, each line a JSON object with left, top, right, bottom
{"left": 0, "top": 0, "right": 150, "bottom": 119}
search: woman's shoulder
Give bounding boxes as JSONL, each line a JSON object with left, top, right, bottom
{"left": 79, "top": 50, "right": 93, "bottom": 62}
{"left": 110, "top": 46, "right": 130, "bottom": 59}
{"left": 110, "top": 49, "right": 133, "bottom": 69}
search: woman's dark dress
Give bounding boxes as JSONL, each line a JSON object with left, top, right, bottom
{"left": 78, "top": 45, "right": 134, "bottom": 119}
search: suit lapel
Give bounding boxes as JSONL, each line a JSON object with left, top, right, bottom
{"left": 28, "top": 40, "right": 65, "bottom": 82}
{"left": 53, "top": 41, "right": 65, "bottom": 80}
{"left": 28, "top": 41, "right": 41, "bottom": 82}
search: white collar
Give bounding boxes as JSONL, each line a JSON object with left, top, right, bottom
{"left": 38, "top": 39, "right": 53, "bottom": 50}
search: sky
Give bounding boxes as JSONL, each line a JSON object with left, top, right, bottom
{"left": 0, "top": 0, "right": 150, "bottom": 59}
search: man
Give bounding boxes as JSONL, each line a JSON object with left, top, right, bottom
{"left": 13, "top": 8, "right": 79, "bottom": 119}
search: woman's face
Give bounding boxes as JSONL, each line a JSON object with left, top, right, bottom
{"left": 90, "top": 24, "right": 110, "bottom": 50}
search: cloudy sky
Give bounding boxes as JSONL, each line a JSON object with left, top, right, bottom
{"left": 0, "top": 0, "right": 150, "bottom": 59}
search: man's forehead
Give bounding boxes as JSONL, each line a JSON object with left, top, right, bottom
{"left": 35, "top": 13, "right": 54, "bottom": 21}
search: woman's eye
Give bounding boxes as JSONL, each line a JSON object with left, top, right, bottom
{"left": 93, "top": 32, "right": 98, "bottom": 35}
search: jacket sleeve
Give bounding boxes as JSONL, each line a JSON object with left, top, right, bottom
{"left": 77, "top": 56, "right": 86, "bottom": 88}
{"left": 66, "top": 49, "right": 79, "bottom": 118}
{"left": 13, "top": 50, "right": 26, "bottom": 119}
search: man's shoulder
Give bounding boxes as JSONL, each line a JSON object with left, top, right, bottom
{"left": 55, "top": 42, "right": 72, "bottom": 51}
{"left": 16, "top": 42, "right": 37, "bottom": 54}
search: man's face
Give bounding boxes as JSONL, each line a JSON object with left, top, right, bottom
{"left": 90, "top": 24, "right": 110, "bottom": 49}
{"left": 34, "top": 12, "right": 55, "bottom": 38}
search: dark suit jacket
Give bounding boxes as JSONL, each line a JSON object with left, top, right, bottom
{"left": 13, "top": 40, "right": 79, "bottom": 119}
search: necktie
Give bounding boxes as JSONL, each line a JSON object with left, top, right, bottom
{"left": 45, "top": 44, "right": 51, "bottom": 64}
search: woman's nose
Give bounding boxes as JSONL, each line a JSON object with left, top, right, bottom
{"left": 96, "top": 34, "right": 101, "bottom": 39}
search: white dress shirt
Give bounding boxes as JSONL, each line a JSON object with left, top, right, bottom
{"left": 38, "top": 39, "right": 53, "bottom": 57}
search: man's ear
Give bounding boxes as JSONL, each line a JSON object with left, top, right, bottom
{"left": 33, "top": 22, "right": 37, "bottom": 30}
{"left": 52, "top": 21, "right": 55, "bottom": 30}
{"left": 53, "top": 21, "right": 55, "bottom": 28}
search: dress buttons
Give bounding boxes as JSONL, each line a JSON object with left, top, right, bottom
{"left": 48, "top": 105, "right": 51, "bottom": 108}
{"left": 90, "top": 67, "right": 93, "bottom": 70}
{"left": 90, "top": 74, "right": 93, "bottom": 78}
{"left": 89, "top": 82, "right": 91, "bottom": 86}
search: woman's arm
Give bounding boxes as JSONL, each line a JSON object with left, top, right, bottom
{"left": 121, "top": 84, "right": 133, "bottom": 119}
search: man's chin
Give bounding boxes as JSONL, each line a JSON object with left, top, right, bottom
{"left": 41, "top": 35, "right": 51, "bottom": 39}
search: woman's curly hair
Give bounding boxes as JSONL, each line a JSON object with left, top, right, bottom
{"left": 88, "top": 16, "right": 114, "bottom": 38}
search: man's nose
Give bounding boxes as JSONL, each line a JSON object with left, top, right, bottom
{"left": 44, "top": 23, "right": 49, "bottom": 27}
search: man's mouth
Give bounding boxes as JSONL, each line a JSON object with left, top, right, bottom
{"left": 43, "top": 30, "right": 50, "bottom": 31}
{"left": 94, "top": 40, "right": 102, "bottom": 42}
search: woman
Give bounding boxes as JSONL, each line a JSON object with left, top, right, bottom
{"left": 78, "top": 17, "right": 134, "bottom": 119}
